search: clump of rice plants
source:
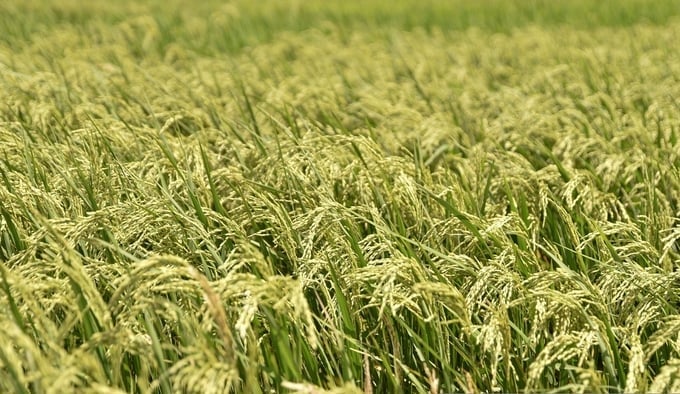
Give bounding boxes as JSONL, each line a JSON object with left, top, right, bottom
{"left": 1, "top": 0, "right": 680, "bottom": 393}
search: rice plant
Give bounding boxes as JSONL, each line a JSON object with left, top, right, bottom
{"left": 1, "top": 0, "right": 680, "bottom": 392}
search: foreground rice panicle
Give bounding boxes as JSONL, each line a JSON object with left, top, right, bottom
{"left": 0, "top": 1, "right": 679, "bottom": 392}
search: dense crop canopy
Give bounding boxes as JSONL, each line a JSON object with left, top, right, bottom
{"left": 1, "top": 1, "right": 680, "bottom": 393}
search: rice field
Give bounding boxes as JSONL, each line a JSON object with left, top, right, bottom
{"left": 1, "top": 0, "right": 680, "bottom": 393}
